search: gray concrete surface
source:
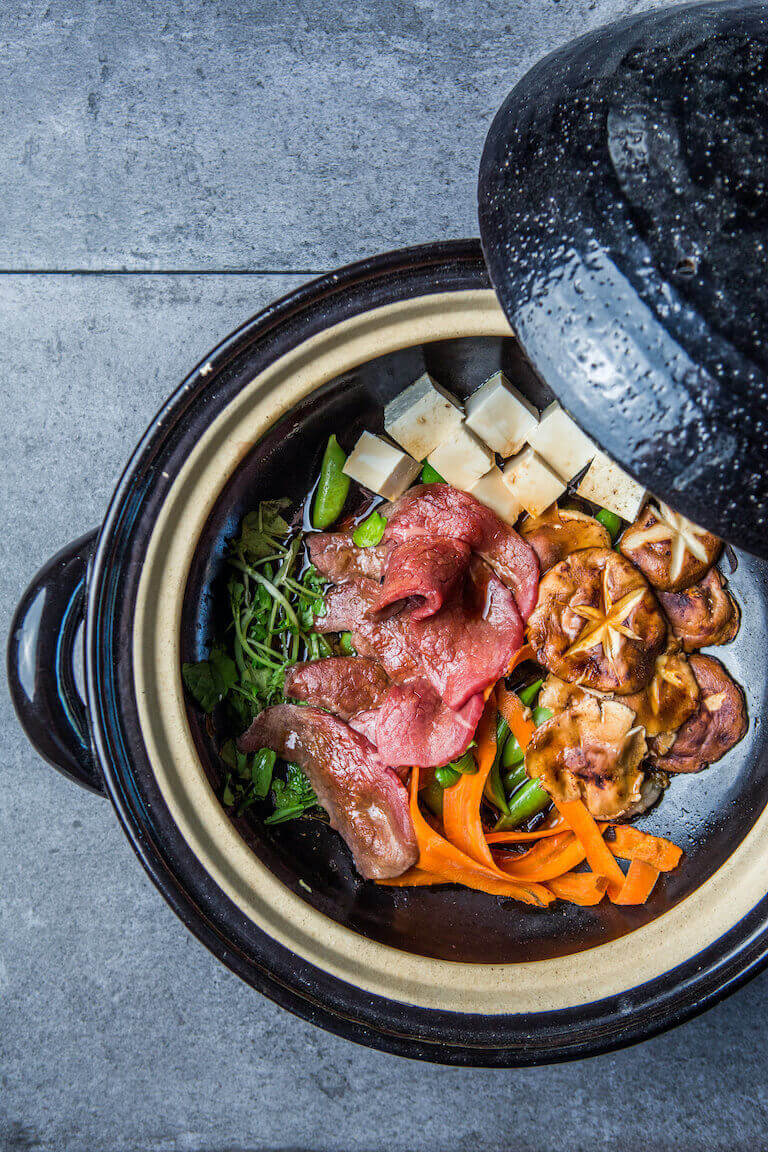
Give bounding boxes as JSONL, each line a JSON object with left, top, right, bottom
{"left": 3, "top": 2, "right": 767, "bottom": 1150}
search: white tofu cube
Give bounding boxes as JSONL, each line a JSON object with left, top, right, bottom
{"left": 464, "top": 371, "right": 539, "bottom": 457}
{"left": 427, "top": 424, "right": 495, "bottom": 491}
{"left": 384, "top": 372, "right": 464, "bottom": 460}
{"left": 469, "top": 466, "right": 522, "bottom": 526}
{"left": 502, "top": 447, "right": 566, "bottom": 518}
{"left": 342, "top": 432, "right": 420, "bottom": 500}
{"left": 576, "top": 452, "right": 646, "bottom": 522}
{"left": 527, "top": 401, "right": 596, "bottom": 481}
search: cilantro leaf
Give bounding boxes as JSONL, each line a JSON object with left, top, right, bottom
{"left": 182, "top": 647, "right": 237, "bottom": 712}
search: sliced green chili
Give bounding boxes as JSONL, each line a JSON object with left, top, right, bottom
{"left": 483, "top": 714, "right": 511, "bottom": 814}
{"left": 532, "top": 704, "right": 554, "bottom": 727}
{"left": 421, "top": 779, "right": 444, "bottom": 819}
{"left": 312, "top": 434, "right": 350, "bottom": 529}
{"left": 495, "top": 779, "right": 550, "bottom": 830}
{"left": 501, "top": 733, "right": 525, "bottom": 769}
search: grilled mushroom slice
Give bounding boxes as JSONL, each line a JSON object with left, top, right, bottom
{"left": 520, "top": 506, "right": 611, "bottom": 573}
{"left": 525, "top": 695, "right": 652, "bottom": 821}
{"left": 528, "top": 547, "right": 667, "bottom": 694}
{"left": 619, "top": 502, "right": 722, "bottom": 591}
{"left": 621, "top": 645, "right": 701, "bottom": 738}
{"left": 658, "top": 568, "right": 740, "bottom": 652}
{"left": 654, "top": 654, "right": 747, "bottom": 773}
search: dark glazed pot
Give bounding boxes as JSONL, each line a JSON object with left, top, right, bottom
{"left": 8, "top": 240, "right": 768, "bottom": 1065}
{"left": 479, "top": 0, "right": 768, "bottom": 557}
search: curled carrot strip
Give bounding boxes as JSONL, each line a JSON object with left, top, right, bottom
{"left": 554, "top": 798, "right": 626, "bottom": 898}
{"left": 494, "top": 830, "right": 586, "bottom": 882}
{"left": 399, "top": 764, "right": 554, "bottom": 907}
{"left": 486, "top": 821, "right": 566, "bottom": 844}
{"left": 612, "top": 858, "right": 660, "bottom": 905}
{"left": 443, "top": 697, "right": 499, "bottom": 870}
{"left": 496, "top": 685, "right": 536, "bottom": 750}
{"left": 546, "top": 872, "right": 609, "bottom": 906}
{"left": 608, "top": 825, "right": 682, "bottom": 872}
{"left": 507, "top": 643, "right": 535, "bottom": 675}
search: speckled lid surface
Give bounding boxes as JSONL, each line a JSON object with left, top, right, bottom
{"left": 478, "top": 0, "right": 768, "bottom": 557}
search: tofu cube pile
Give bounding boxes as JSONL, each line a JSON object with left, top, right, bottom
{"left": 344, "top": 369, "right": 646, "bottom": 526}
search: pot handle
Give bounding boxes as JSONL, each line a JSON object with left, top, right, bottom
{"left": 7, "top": 529, "right": 106, "bottom": 795}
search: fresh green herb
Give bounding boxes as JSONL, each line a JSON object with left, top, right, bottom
{"left": 420, "top": 462, "right": 445, "bottom": 484}
{"left": 182, "top": 646, "right": 237, "bottom": 712}
{"left": 312, "top": 434, "right": 350, "bottom": 529}
{"left": 266, "top": 762, "right": 320, "bottom": 824}
{"left": 352, "top": 510, "right": 387, "bottom": 547}
{"left": 182, "top": 498, "right": 329, "bottom": 824}
{"left": 596, "top": 507, "right": 623, "bottom": 542}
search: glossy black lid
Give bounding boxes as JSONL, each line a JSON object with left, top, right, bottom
{"left": 478, "top": 0, "right": 768, "bottom": 557}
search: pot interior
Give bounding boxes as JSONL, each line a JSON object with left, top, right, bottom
{"left": 180, "top": 331, "right": 768, "bottom": 965}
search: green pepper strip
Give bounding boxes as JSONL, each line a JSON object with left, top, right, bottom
{"left": 312, "top": 434, "right": 350, "bottom": 529}
{"left": 495, "top": 780, "right": 550, "bottom": 829}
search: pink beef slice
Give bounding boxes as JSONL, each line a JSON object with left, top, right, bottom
{"left": 370, "top": 537, "right": 471, "bottom": 620}
{"left": 315, "top": 563, "right": 523, "bottom": 711}
{"left": 369, "top": 680, "right": 484, "bottom": 768}
{"left": 308, "top": 531, "right": 387, "bottom": 583}
{"left": 238, "top": 705, "right": 417, "bottom": 880}
{"left": 383, "top": 483, "right": 539, "bottom": 620}
{"left": 284, "top": 657, "right": 390, "bottom": 719}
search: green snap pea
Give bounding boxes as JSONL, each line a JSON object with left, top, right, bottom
{"left": 495, "top": 779, "right": 550, "bottom": 830}
{"left": 532, "top": 704, "right": 553, "bottom": 726}
{"left": 501, "top": 734, "right": 525, "bottom": 769}
{"left": 483, "top": 714, "right": 511, "bottom": 814}
{"left": 312, "top": 434, "right": 350, "bottom": 529}
{"left": 450, "top": 750, "right": 478, "bottom": 775}
{"left": 421, "top": 779, "right": 444, "bottom": 819}
{"left": 435, "top": 765, "right": 461, "bottom": 788}
{"left": 517, "top": 678, "right": 543, "bottom": 707}
{"left": 596, "top": 507, "right": 623, "bottom": 542}
{"left": 503, "top": 764, "right": 527, "bottom": 795}
{"left": 338, "top": 631, "right": 356, "bottom": 656}
{"left": 352, "top": 510, "right": 387, "bottom": 547}
{"left": 420, "top": 462, "right": 445, "bottom": 484}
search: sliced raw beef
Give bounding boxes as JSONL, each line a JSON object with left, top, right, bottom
{"left": 316, "top": 579, "right": 424, "bottom": 682}
{"left": 238, "top": 705, "right": 417, "bottom": 880}
{"left": 371, "top": 537, "right": 471, "bottom": 620}
{"left": 405, "top": 557, "right": 524, "bottom": 708}
{"left": 315, "top": 561, "right": 523, "bottom": 710}
{"left": 308, "top": 531, "right": 386, "bottom": 582}
{"left": 284, "top": 657, "right": 389, "bottom": 718}
{"left": 383, "top": 483, "right": 539, "bottom": 619}
{"left": 288, "top": 657, "right": 483, "bottom": 768}
{"left": 369, "top": 680, "right": 484, "bottom": 768}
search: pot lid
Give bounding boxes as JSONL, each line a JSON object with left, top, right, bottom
{"left": 478, "top": 0, "right": 768, "bottom": 558}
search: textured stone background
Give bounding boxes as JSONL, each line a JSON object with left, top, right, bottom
{"left": 2, "top": 2, "right": 767, "bottom": 1150}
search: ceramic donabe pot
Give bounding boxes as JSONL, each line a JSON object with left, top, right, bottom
{"left": 9, "top": 241, "right": 768, "bottom": 1066}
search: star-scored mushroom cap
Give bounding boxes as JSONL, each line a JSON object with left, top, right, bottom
{"left": 621, "top": 644, "right": 701, "bottom": 737}
{"left": 659, "top": 568, "right": 740, "bottom": 652}
{"left": 525, "top": 695, "right": 652, "bottom": 821}
{"left": 520, "top": 505, "right": 611, "bottom": 573}
{"left": 654, "top": 654, "right": 747, "bottom": 773}
{"left": 619, "top": 502, "right": 722, "bottom": 592}
{"left": 528, "top": 547, "right": 667, "bottom": 694}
